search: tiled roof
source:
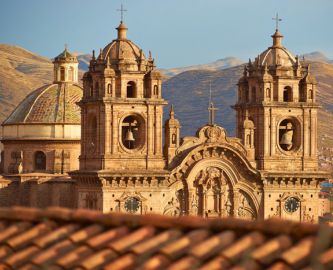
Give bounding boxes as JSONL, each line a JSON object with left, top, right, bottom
{"left": 0, "top": 207, "right": 332, "bottom": 270}
{"left": 3, "top": 84, "right": 82, "bottom": 125}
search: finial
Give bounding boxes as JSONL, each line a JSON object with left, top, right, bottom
{"left": 148, "top": 50, "right": 152, "bottom": 60}
{"left": 106, "top": 56, "right": 110, "bottom": 66}
{"left": 64, "top": 43, "right": 68, "bottom": 51}
{"left": 99, "top": 48, "right": 103, "bottom": 60}
{"left": 117, "top": 4, "right": 127, "bottom": 23}
{"left": 272, "top": 13, "right": 282, "bottom": 31}
{"left": 169, "top": 104, "right": 175, "bottom": 118}
{"left": 308, "top": 63, "right": 311, "bottom": 73}
{"left": 92, "top": 49, "right": 95, "bottom": 60}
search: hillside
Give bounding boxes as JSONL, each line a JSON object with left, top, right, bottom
{"left": 160, "top": 57, "right": 244, "bottom": 77}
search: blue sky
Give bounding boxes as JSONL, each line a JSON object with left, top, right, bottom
{"left": 1, "top": 0, "right": 332, "bottom": 68}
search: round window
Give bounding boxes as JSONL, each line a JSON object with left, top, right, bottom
{"left": 124, "top": 197, "right": 140, "bottom": 213}
{"left": 121, "top": 115, "right": 145, "bottom": 150}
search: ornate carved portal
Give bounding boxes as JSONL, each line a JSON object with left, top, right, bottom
{"left": 189, "top": 167, "right": 233, "bottom": 218}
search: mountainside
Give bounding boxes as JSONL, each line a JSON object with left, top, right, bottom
{"left": 0, "top": 44, "right": 53, "bottom": 122}
{"left": 160, "top": 57, "right": 244, "bottom": 77}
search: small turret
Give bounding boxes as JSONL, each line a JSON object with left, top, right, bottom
{"left": 52, "top": 46, "right": 78, "bottom": 83}
{"left": 164, "top": 105, "right": 181, "bottom": 167}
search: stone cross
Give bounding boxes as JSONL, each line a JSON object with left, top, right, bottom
{"left": 117, "top": 4, "right": 127, "bottom": 22}
{"left": 208, "top": 102, "right": 218, "bottom": 126}
{"left": 272, "top": 13, "right": 282, "bottom": 30}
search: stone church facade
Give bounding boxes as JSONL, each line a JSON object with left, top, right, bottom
{"left": 0, "top": 20, "right": 329, "bottom": 222}
{"left": 69, "top": 21, "right": 328, "bottom": 222}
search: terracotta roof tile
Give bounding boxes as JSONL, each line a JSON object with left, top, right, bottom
{"left": 76, "top": 248, "right": 118, "bottom": 269}
{"left": 190, "top": 230, "right": 236, "bottom": 261}
{"left": 250, "top": 234, "right": 293, "bottom": 265}
{"left": 160, "top": 229, "right": 210, "bottom": 260}
{"left": 221, "top": 231, "right": 266, "bottom": 263}
{"left": 108, "top": 226, "right": 156, "bottom": 253}
{"left": 0, "top": 207, "right": 332, "bottom": 269}
{"left": 86, "top": 226, "right": 128, "bottom": 250}
{"left": 280, "top": 236, "right": 315, "bottom": 268}
{"left": 54, "top": 245, "right": 92, "bottom": 269}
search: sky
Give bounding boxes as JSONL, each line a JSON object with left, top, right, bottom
{"left": 1, "top": 0, "right": 332, "bottom": 68}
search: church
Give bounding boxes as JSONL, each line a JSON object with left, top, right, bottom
{"left": 0, "top": 18, "right": 329, "bottom": 222}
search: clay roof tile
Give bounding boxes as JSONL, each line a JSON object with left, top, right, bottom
{"left": 0, "top": 207, "right": 332, "bottom": 269}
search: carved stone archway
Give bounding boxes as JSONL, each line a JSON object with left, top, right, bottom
{"left": 177, "top": 158, "right": 259, "bottom": 219}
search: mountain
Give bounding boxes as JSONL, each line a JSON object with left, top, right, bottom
{"left": 160, "top": 57, "right": 244, "bottom": 77}
{"left": 77, "top": 54, "right": 91, "bottom": 71}
{"left": 302, "top": 51, "right": 331, "bottom": 63}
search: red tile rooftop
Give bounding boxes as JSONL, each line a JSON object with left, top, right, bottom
{"left": 0, "top": 207, "right": 332, "bottom": 269}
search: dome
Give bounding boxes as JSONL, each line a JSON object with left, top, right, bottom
{"left": 97, "top": 21, "right": 154, "bottom": 72}
{"left": 243, "top": 119, "right": 254, "bottom": 129}
{"left": 102, "top": 39, "right": 144, "bottom": 63}
{"left": 3, "top": 84, "right": 82, "bottom": 125}
{"left": 255, "top": 30, "right": 296, "bottom": 67}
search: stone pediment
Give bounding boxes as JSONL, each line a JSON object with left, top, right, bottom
{"left": 176, "top": 125, "right": 245, "bottom": 156}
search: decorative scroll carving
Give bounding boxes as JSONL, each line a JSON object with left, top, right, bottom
{"left": 237, "top": 191, "right": 256, "bottom": 220}
{"left": 163, "top": 193, "right": 181, "bottom": 216}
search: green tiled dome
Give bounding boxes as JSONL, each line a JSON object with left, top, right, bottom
{"left": 3, "top": 84, "right": 82, "bottom": 124}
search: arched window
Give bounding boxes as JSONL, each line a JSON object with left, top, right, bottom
{"left": 60, "top": 67, "right": 65, "bottom": 81}
{"left": 283, "top": 86, "right": 293, "bottom": 102}
{"left": 309, "top": 89, "right": 313, "bottom": 100}
{"left": 266, "top": 88, "right": 271, "bottom": 99}
{"left": 127, "top": 81, "right": 136, "bottom": 98}
{"left": 89, "top": 86, "right": 93, "bottom": 97}
{"left": 68, "top": 67, "right": 74, "bottom": 81}
{"left": 246, "top": 134, "right": 251, "bottom": 145}
{"left": 172, "top": 133, "right": 176, "bottom": 144}
{"left": 153, "top": 85, "right": 159, "bottom": 96}
{"left": 34, "top": 151, "right": 46, "bottom": 171}
{"left": 107, "top": 83, "right": 112, "bottom": 95}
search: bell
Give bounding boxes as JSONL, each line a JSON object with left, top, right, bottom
{"left": 125, "top": 129, "right": 135, "bottom": 141}
{"left": 280, "top": 130, "right": 293, "bottom": 149}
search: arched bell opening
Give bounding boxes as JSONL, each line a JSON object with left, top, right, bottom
{"left": 283, "top": 86, "right": 293, "bottom": 102}
{"left": 121, "top": 114, "right": 145, "bottom": 150}
{"left": 278, "top": 118, "right": 301, "bottom": 152}
{"left": 126, "top": 81, "right": 136, "bottom": 98}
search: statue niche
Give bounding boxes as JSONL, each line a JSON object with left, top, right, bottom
{"left": 192, "top": 167, "right": 233, "bottom": 218}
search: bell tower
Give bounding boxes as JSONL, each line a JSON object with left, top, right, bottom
{"left": 79, "top": 20, "right": 167, "bottom": 171}
{"left": 234, "top": 27, "right": 319, "bottom": 171}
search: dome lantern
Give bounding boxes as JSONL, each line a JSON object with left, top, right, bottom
{"left": 52, "top": 46, "right": 79, "bottom": 84}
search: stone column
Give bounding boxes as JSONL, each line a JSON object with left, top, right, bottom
{"left": 112, "top": 109, "right": 118, "bottom": 154}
